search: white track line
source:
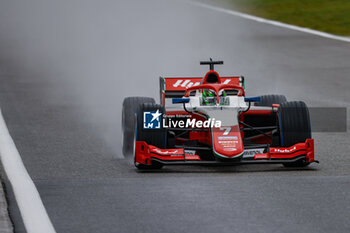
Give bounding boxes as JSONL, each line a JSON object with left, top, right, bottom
{"left": 191, "top": 2, "right": 350, "bottom": 43}
{"left": 0, "top": 109, "right": 56, "bottom": 233}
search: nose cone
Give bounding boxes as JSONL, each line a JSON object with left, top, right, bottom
{"left": 211, "top": 125, "right": 244, "bottom": 159}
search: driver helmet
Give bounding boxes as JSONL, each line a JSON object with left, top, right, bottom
{"left": 202, "top": 89, "right": 227, "bottom": 105}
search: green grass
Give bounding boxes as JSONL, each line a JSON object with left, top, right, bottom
{"left": 200, "top": 0, "right": 350, "bottom": 36}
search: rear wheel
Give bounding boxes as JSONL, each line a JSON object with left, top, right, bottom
{"left": 122, "top": 97, "right": 155, "bottom": 156}
{"left": 278, "top": 101, "right": 311, "bottom": 167}
{"left": 134, "top": 103, "right": 166, "bottom": 169}
{"left": 255, "top": 94, "right": 287, "bottom": 106}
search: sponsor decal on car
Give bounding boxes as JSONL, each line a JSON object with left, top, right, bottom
{"left": 172, "top": 80, "right": 201, "bottom": 88}
{"left": 172, "top": 79, "right": 231, "bottom": 88}
{"left": 218, "top": 141, "right": 238, "bottom": 144}
{"left": 152, "top": 149, "right": 181, "bottom": 156}
{"left": 224, "top": 148, "right": 237, "bottom": 151}
{"left": 184, "top": 150, "right": 196, "bottom": 155}
{"left": 271, "top": 146, "right": 297, "bottom": 153}
{"left": 243, "top": 148, "right": 265, "bottom": 158}
{"left": 218, "top": 136, "right": 238, "bottom": 140}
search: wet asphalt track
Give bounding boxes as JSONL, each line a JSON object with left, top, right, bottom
{"left": 0, "top": 0, "right": 350, "bottom": 232}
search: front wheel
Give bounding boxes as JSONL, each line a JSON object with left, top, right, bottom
{"left": 255, "top": 94, "right": 287, "bottom": 106}
{"left": 134, "top": 103, "right": 166, "bottom": 169}
{"left": 122, "top": 97, "right": 155, "bottom": 156}
{"left": 278, "top": 101, "right": 311, "bottom": 167}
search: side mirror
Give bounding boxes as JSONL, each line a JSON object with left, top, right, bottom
{"left": 244, "top": 96, "right": 261, "bottom": 102}
{"left": 172, "top": 98, "right": 190, "bottom": 104}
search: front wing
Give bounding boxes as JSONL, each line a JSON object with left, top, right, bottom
{"left": 135, "top": 139, "right": 316, "bottom": 166}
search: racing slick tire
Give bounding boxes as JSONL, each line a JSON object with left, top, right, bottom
{"left": 122, "top": 97, "right": 155, "bottom": 156}
{"left": 255, "top": 94, "right": 287, "bottom": 106}
{"left": 278, "top": 101, "right": 312, "bottom": 167}
{"left": 134, "top": 103, "right": 166, "bottom": 169}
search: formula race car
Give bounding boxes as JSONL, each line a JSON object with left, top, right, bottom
{"left": 122, "top": 59, "right": 317, "bottom": 169}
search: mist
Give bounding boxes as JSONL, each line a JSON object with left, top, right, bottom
{"left": 1, "top": 0, "right": 347, "bottom": 157}
{"left": 0, "top": 0, "right": 233, "bottom": 157}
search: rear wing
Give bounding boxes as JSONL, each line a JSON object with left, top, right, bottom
{"left": 159, "top": 76, "right": 245, "bottom": 106}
